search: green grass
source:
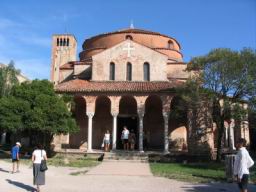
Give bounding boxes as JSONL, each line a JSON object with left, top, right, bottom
{"left": 1, "top": 153, "right": 100, "bottom": 168}
{"left": 150, "top": 162, "right": 226, "bottom": 183}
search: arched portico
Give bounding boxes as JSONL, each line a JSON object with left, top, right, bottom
{"left": 169, "top": 96, "right": 188, "bottom": 151}
{"left": 117, "top": 95, "right": 138, "bottom": 149}
{"left": 69, "top": 96, "right": 87, "bottom": 149}
{"left": 93, "top": 96, "right": 112, "bottom": 149}
{"left": 144, "top": 95, "right": 164, "bottom": 150}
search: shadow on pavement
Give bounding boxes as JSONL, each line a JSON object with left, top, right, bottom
{"left": 6, "top": 179, "right": 36, "bottom": 191}
{"left": 181, "top": 183, "right": 256, "bottom": 192}
{"left": 0, "top": 167, "right": 10, "bottom": 173}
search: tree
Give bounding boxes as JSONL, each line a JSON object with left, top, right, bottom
{"left": 0, "top": 80, "right": 78, "bottom": 147}
{"left": 0, "top": 60, "right": 20, "bottom": 98}
{"left": 187, "top": 48, "right": 256, "bottom": 161}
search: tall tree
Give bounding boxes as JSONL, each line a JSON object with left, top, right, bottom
{"left": 187, "top": 48, "right": 256, "bottom": 161}
{"left": 0, "top": 60, "right": 20, "bottom": 98}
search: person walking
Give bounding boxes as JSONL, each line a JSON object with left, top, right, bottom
{"left": 11, "top": 142, "right": 21, "bottom": 173}
{"left": 234, "top": 138, "right": 254, "bottom": 192}
{"left": 32, "top": 144, "right": 48, "bottom": 192}
{"left": 103, "top": 130, "right": 111, "bottom": 152}
{"left": 122, "top": 126, "right": 129, "bottom": 150}
{"left": 129, "top": 129, "right": 136, "bottom": 150}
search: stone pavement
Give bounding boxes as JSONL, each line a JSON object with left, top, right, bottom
{"left": 0, "top": 160, "right": 256, "bottom": 192}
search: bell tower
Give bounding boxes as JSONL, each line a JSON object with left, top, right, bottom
{"left": 50, "top": 34, "right": 77, "bottom": 85}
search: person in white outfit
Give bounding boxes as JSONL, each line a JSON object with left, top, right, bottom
{"left": 103, "top": 130, "right": 111, "bottom": 152}
{"left": 233, "top": 138, "right": 254, "bottom": 192}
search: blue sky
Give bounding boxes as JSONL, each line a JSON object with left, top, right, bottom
{"left": 0, "top": 0, "right": 255, "bottom": 80}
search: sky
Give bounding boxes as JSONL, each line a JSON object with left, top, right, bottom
{"left": 0, "top": 0, "right": 255, "bottom": 80}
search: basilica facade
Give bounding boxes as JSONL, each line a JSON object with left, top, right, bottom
{"left": 51, "top": 28, "right": 250, "bottom": 155}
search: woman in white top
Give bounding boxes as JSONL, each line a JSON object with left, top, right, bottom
{"left": 32, "top": 144, "right": 47, "bottom": 192}
{"left": 103, "top": 130, "right": 111, "bottom": 152}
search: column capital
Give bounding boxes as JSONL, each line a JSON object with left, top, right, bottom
{"left": 86, "top": 112, "right": 95, "bottom": 118}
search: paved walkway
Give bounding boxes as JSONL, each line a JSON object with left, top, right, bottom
{"left": 0, "top": 160, "right": 255, "bottom": 192}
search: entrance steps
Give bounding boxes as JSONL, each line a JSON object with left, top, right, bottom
{"left": 103, "top": 151, "right": 149, "bottom": 163}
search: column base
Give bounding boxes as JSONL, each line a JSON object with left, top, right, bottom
{"left": 139, "top": 150, "right": 144, "bottom": 153}
{"left": 86, "top": 149, "right": 93, "bottom": 153}
{"left": 164, "top": 150, "right": 170, "bottom": 154}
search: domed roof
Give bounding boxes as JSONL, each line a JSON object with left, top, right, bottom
{"left": 79, "top": 28, "right": 183, "bottom": 62}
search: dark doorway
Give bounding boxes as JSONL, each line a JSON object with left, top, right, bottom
{"left": 117, "top": 116, "right": 138, "bottom": 150}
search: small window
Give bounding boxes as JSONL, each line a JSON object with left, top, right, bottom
{"left": 126, "top": 62, "right": 132, "bottom": 81}
{"left": 126, "top": 35, "right": 133, "bottom": 40}
{"left": 143, "top": 62, "right": 150, "bottom": 81}
{"left": 63, "top": 38, "right": 66, "bottom": 46}
{"left": 110, "top": 62, "right": 115, "bottom": 80}
{"left": 167, "top": 40, "right": 174, "bottom": 49}
{"left": 60, "top": 38, "right": 63, "bottom": 46}
{"left": 57, "top": 38, "right": 59, "bottom": 46}
{"left": 67, "top": 38, "right": 69, "bottom": 46}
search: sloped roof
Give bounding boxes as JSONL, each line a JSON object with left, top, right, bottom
{"left": 55, "top": 79, "right": 183, "bottom": 93}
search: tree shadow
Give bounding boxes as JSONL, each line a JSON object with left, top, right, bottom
{"left": 0, "top": 167, "right": 10, "bottom": 173}
{"left": 6, "top": 179, "right": 36, "bottom": 191}
{"left": 181, "top": 183, "right": 256, "bottom": 192}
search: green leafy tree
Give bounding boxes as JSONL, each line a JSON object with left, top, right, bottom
{"left": 187, "top": 48, "right": 256, "bottom": 161}
{"left": 0, "top": 80, "right": 78, "bottom": 147}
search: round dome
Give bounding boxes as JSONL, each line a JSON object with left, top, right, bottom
{"left": 79, "top": 28, "right": 183, "bottom": 62}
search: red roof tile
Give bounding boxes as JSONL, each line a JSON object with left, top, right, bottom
{"left": 55, "top": 79, "right": 183, "bottom": 93}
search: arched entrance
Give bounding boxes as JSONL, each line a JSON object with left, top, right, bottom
{"left": 169, "top": 96, "right": 188, "bottom": 151}
{"left": 144, "top": 95, "right": 164, "bottom": 150}
{"left": 93, "top": 96, "right": 112, "bottom": 149}
{"left": 69, "top": 96, "right": 87, "bottom": 149}
{"left": 118, "top": 96, "right": 138, "bottom": 149}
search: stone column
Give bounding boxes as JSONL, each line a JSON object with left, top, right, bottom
{"left": 138, "top": 113, "right": 144, "bottom": 152}
{"left": 230, "top": 126, "right": 235, "bottom": 150}
{"left": 111, "top": 112, "right": 118, "bottom": 150}
{"left": 163, "top": 112, "right": 169, "bottom": 153}
{"left": 1, "top": 132, "right": 6, "bottom": 145}
{"left": 86, "top": 112, "right": 94, "bottom": 152}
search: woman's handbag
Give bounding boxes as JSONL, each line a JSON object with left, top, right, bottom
{"left": 40, "top": 150, "right": 48, "bottom": 172}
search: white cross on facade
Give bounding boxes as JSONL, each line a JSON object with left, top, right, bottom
{"left": 123, "top": 42, "right": 135, "bottom": 57}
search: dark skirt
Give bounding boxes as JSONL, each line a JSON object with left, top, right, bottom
{"left": 33, "top": 163, "right": 45, "bottom": 185}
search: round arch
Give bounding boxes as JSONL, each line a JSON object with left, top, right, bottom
{"left": 93, "top": 95, "right": 112, "bottom": 149}
{"left": 69, "top": 96, "right": 87, "bottom": 149}
{"left": 144, "top": 95, "right": 164, "bottom": 150}
{"left": 169, "top": 96, "right": 188, "bottom": 151}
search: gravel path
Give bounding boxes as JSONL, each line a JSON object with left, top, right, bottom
{"left": 0, "top": 160, "right": 255, "bottom": 192}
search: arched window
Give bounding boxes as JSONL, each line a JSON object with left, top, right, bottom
{"left": 125, "top": 35, "right": 133, "bottom": 40}
{"left": 60, "top": 38, "right": 63, "bottom": 46}
{"left": 109, "top": 62, "right": 115, "bottom": 80}
{"left": 63, "top": 38, "right": 66, "bottom": 46}
{"left": 167, "top": 40, "right": 174, "bottom": 49}
{"left": 126, "top": 62, "right": 132, "bottom": 81}
{"left": 67, "top": 38, "right": 69, "bottom": 46}
{"left": 57, "top": 38, "right": 59, "bottom": 46}
{"left": 143, "top": 62, "right": 150, "bottom": 81}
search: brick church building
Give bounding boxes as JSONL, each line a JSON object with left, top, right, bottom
{"left": 51, "top": 27, "right": 250, "bottom": 155}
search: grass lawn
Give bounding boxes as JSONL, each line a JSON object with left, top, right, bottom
{"left": 151, "top": 162, "right": 226, "bottom": 183}
{"left": 150, "top": 162, "right": 256, "bottom": 184}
